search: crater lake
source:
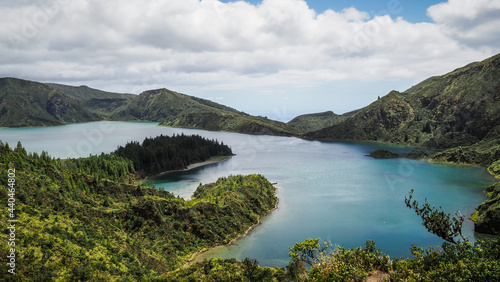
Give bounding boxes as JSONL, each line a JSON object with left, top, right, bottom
{"left": 0, "top": 121, "right": 495, "bottom": 267}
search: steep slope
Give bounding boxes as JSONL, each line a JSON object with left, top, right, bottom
{"left": 161, "top": 112, "right": 298, "bottom": 136}
{"left": 304, "top": 53, "right": 500, "bottom": 149}
{"left": 431, "top": 125, "right": 500, "bottom": 168}
{"left": 112, "top": 88, "right": 298, "bottom": 135}
{"left": 287, "top": 111, "right": 343, "bottom": 133}
{"left": 0, "top": 143, "right": 278, "bottom": 280}
{"left": 473, "top": 182, "right": 500, "bottom": 235}
{"left": 0, "top": 78, "right": 100, "bottom": 127}
{"left": 0, "top": 79, "right": 299, "bottom": 135}
{"left": 110, "top": 88, "right": 244, "bottom": 121}
{"left": 45, "top": 83, "right": 135, "bottom": 118}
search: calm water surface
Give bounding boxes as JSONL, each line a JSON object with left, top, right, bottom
{"left": 0, "top": 122, "right": 495, "bottom": 267}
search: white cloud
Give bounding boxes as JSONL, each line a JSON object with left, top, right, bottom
{"left": 427, "top": 0, "right": 500, "bottom": 49}
{"left": 206, "top": 96, "right": 224, "bottom": 101}
{"left": 0, "top": 0, "right": 498, "bottom": 102}
{"left": 427, "top": 0, "right": 500, "bottom": 23}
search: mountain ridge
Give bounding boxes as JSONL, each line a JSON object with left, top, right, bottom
{"left": 45, "top": 83, "right": 136, "bottom": 118}
{"left": 1, "top": 53, "right": 499, "bottom": 147}
{"left": 303, "top": 53, "right": 500, "bottom": 150}
{"left": 109, "top": 88, "right": 245, "bottom": 121}
{"left": 0, "top": 79, "right": 299, "bottom": 135}
{"left": 0, "top": 77, "right": 103, "bottom": 127}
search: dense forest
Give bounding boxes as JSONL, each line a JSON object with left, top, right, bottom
{"left": 1, "top": 139, "right": 499, "bottom": 280}
{"left": 0, "top": 141, "right": 276, "bottom": 280}
{"left": 113, "top": 134, "right": 233, "bottom": 178}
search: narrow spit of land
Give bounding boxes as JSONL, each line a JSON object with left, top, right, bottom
{"left": 143, "top": 156, "right": 233, "bottom": 180}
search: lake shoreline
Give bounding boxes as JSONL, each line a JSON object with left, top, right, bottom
{"left": 3, "top": 121, "right": 496, "bottom": 263}
{"left": 143, "top": 155, "right": 233, "bottom": 181}
{"left": 182, "top": 187, "right": 280, "bottom": 268}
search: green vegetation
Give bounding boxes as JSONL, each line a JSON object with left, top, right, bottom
{"left": 304, "top": 54, "right": 500, "bottom": 150}
{"left": 0, "top": 78, "right": 101, "bottom": 127}
{"left": 166, "top": 258, "right": 285, "bottom": 281}
{"left": 366, "top": 149, "right": 402, "bottom": 159}
{"left": 114, "top": 134, "right": 233, "bottom": 178}
{"left": 167, "top": 236, "right": 500, "bottom": 281}
{"left": 0, "top": 140, "right": 277, "bottom": 281}
{"left": 430, "top": 125, "right": 500, "bottom": 235}
{"left": 1, "top": 80, "right": 299, "bottom": 136}
{"left": 280, "top": 192, "right": 500, "bottom": 281}
{"left": 287, "top": 111, "right": 345, "bottom": 133}
{"left": 110, "top": 88, "right": 244, "bottom": 122}
{"left": 473, "top": 182, "right": 500, "bottom": 235}
{"left": 45, "top": 83, "right": 135, "bottom": 118}
{"left": 0, "top": 139, "right": 498, "bottom": 280}
{"left": 405, "top": 189, "right": 467, "bottom": 244}
{"left": 162, "top": 191, "right": 499, "bottom": 281}
{"left": 287, "top": 238, "right": 500, "bottom": 281}
{"left": 161, "top": 112, "right": 298, "bottom": 136}
{"left": 366, "top": 149, "right": 430, "bottom": 159}
{"left": 431, "top": 125, "right": 500, "bottom": 171}
{"left": 0, "top": 78, "right": 136, "bottom": 127}
{"left": 288, "top": 238, "right": 331, "bottom": 267}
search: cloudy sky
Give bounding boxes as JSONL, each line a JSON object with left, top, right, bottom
{"left": 2, "top": 0, "right": 500, "bottom": 120}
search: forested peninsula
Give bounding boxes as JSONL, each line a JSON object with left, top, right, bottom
{"left": 113, "top": 134, "right": 234, "bottom": 178}
{"left": 1, "top": 140, "right": 498, "bottom": 281}
{"left": 0, "top": 136, "right": 279, "bottom": 280}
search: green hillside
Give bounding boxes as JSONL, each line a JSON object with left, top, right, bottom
{"left": 110, "top": 88, "right": 244, "bottom": 121}
{"left": 304, "top": 54, "right": 500, "bottom": 149}
{"left": 45, "top": 83, "right": 135, "bottom": 118}
{"left": 0, "top": 140, "right": 277, "bottom": 280}
{"left": 287, "top": 111, "right": 350, "bottom": 133}
{"left": 302, "top": 54, "right": 500, "bottom": 235}
{"left": 0, "top": 80, "right": 301, "bottom": 136}
{"left": 109, "top": 87, "right": 298, "bottom": 135}
{"left": 0, "top": 78, "right": 136, "bottom": 127}
{"left": 0, "top": 78, "right": 101, "bottom": 127}
{"left": 161, "top": 112, "right": 299, "bottom": 136}
{"left": 1, "top": 141, "right": 498, "bottom": 281}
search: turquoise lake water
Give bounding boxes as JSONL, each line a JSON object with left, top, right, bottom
{"left": 0, "top": 122, "right": 496, "bottom": 267}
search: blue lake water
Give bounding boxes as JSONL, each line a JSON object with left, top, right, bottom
{"left": 0, "top": 122, "right": 496, "bottom": 267}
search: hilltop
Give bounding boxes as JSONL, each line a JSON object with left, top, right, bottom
{"left": 0, "top": 78, "right": 99, "bottom": 127}
{"left": 2, "top": 54, "right": 499, "bottom": 140}
{"left": 0, "top": 80, "right": 298, "bottom": 135}
{"left": 287, "top": 110, "right": 358, "bottom": 133}
{"left": 303, "top": 54, "right": 500, "bottom": 150}
{"left": 0, "top": 140, "right": 277, "bottom": 280}
{"left": 109, "top": 88, "right": 244, "bottom": 121}
{"left": 0, "top": 78, "right": 135, "bottom": 127}
{"left": 45, "top": 83, "right": 136, "bottom": 118}
{"left": 161, "top": 112, "right": 298, "bottom": 136}
{"left": 111, "top": 88, "right": 298, "bottom": 136}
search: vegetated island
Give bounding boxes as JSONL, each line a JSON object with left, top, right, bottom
{"left": 0, "top": 138, "right": 279, "bottom": 280}
{"left": 366, "top": 149, "right": 430, "bottom": 159}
